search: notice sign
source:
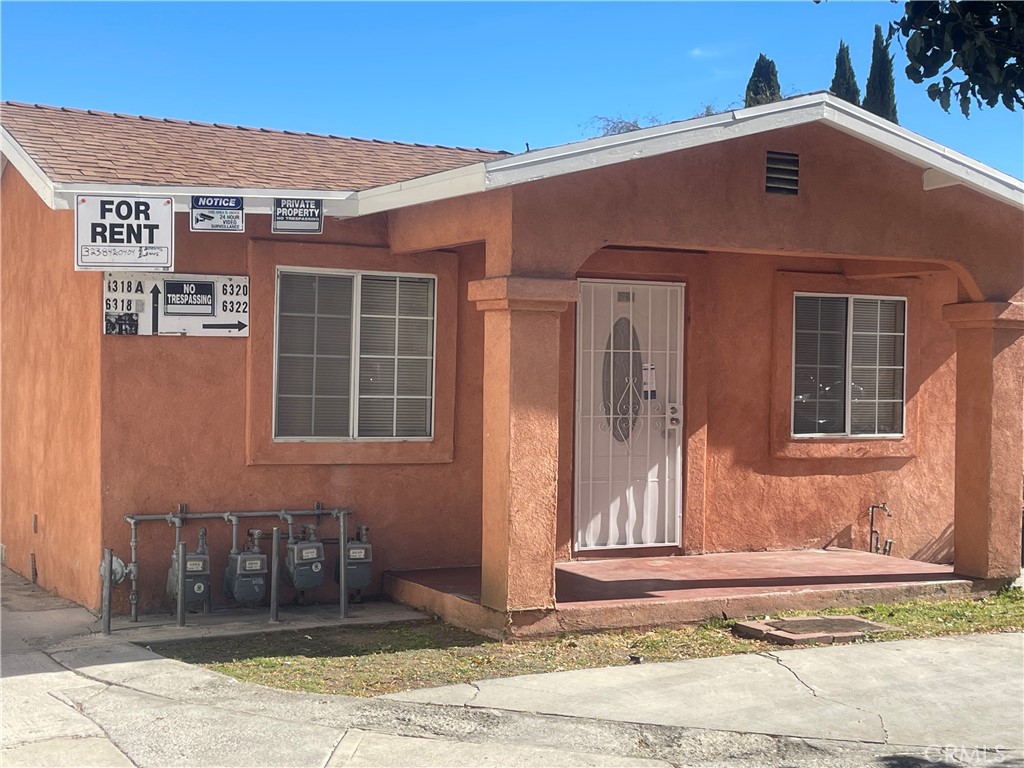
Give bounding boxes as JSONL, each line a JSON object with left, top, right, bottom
{"left": 272, "top": 198, "right": 323, "bottom": 234}
{"left": 76, "top": 196, "right": 174, "bottom": 271}
{"left": 103, "top": 272, "right": 248, "bottom": 337}
{"left": 190, "top": 196, "right": 244, "bottom": 233}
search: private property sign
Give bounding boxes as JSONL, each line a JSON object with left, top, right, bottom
{"left": 103, "top": 272, "right": 248, "bottom": 337}
{"left": 76, "top": 196, "right": 174, "bottom": 271}
{"left": 272, "top": 198, "right": 323, "bottom": 234}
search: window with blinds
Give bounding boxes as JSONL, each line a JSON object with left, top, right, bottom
{"left": 793, "top": 294, "right": 905, "bottom": 437}
{"left": 275, "top": 270, "right": 435, "bottom": 440}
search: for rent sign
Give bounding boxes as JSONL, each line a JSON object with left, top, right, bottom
{"left": 76, "top": 196, "right": 174, "bottom": 271}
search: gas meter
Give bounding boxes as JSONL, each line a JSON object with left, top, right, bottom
{"left": 224, "top": 528, "right": 268, "bottom": 603}
{"left": 335, "top": 524, "right": 373, "bottom": 597}
{"left": 284, "top": 525, "right": 326, "bottom": 590}
{"left": 166, "top": 527, "right": 211, "bottom": 607}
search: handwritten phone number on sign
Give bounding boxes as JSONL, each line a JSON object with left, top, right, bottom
{"left": 84, "top": 246, "right": 167, "bottom": 260}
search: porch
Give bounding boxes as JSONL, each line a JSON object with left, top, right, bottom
{"left": 383, "top": 548, "right": 990, "bottom": 639}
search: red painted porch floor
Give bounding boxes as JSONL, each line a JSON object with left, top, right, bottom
{"left": 394, "top": 549, "right": 963, "bottom": 606}
{"left": 385, "top": 549, "right": 978, "bottom": 635}
{"left": 555, "top": 549, "right": 962, "bottom": 606}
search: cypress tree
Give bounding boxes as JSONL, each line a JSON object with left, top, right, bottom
{"left": 744, "top": 53, "right": 782, "bottom": 108}
{"left": 863, "top": 25, "right": 898, "bottom": 123}
{"left": 830, "top": 40, "right": 860, "bottom": 106}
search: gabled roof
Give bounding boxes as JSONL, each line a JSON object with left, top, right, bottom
{"left": 2, "top": 93, "right": 1021, "bottom": 217}
{"left": 359, "top": 92, "right": 1024, "bottom": 214}
{"left": 0, "top": 101, "right": 508, "bottom": 213}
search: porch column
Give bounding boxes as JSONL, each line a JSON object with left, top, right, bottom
{"left": 943, "top": 301, "right": 1024, "bottom": 579}
{"left": 468, "top": 276, "right": 578, "bottom": 612}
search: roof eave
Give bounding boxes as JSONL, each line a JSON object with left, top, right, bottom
{"left": 50, "top": 183, "right": 358, "bottom": 217}
{"left": 818, "top": 97, "right": 1024, "bottom": 209}
{"left": 4, "top": 93, "right": 1020, "bottom": 218}
{"left": 1, "top": 126, "right": 58, "bottom": 208}
{"left": 355, "top": 162, "right": 489, "bottom": 216}
{"left": 352, "top": 93, "right": 1023, "bottom": 213}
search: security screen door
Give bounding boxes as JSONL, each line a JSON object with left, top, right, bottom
{"left": 575, "top": 280, "right": 684, "bottom": 550}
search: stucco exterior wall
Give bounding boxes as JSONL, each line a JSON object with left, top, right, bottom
{"left": 3, "top": 116, "right": 1019, "bottom": 612}
{"left": 561, "top": 248, "right": 959, "bottom": 563}
{"left": 499, "top": 123, "right": 1022, "bottom": 303}
{"left": 1, "top": 167, "right": 103, "bottom": 607}
{"left": 98, "top": 215, "right": 485, "bottom": 614}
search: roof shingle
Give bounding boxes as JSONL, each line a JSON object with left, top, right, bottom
{"left": 1, "top": 102, "right": 509, "bottom": 190}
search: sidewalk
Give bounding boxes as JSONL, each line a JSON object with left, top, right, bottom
{"left": 3, "top": 566, "right": 1022, "bottom": 767}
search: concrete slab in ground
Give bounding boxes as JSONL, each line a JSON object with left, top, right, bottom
{"left": 326, "top": 729, "right": 670, "bottom": 767}
{"left": 388, "top": 632, "right": 1024, "bottom": 750}
{"left": 1, "top": 654, "right": 110, "bottom": 745}
{"left": 5, "top": 566, "right": 1022, "bottom": 768}
{"left": 56, "top": 683, "right": 346, "bottom": 768}
{"left": 1, "top": 736, "right": 134, "bottom": 768}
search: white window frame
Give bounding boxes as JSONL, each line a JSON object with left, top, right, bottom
{"left": 273, "top": 265, "right": 437, "bottom": 443}
{"left": 791, "top": 292, "right": 907, "bottom": 440}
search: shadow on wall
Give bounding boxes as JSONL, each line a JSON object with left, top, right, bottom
{"left": 911, "top": 523, "right": 953, "bottom": 564}
{"left": 825, "top": 521, "right": 953, "bottom": 565}
{"left": 825, "top": 523, "right": 855, "bottom": 551}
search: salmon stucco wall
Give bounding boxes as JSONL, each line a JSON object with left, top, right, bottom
{"left": 1, "top": 167, "right": 103, "bottom": 607}
{"left": 385, "top": 122, "right": 1020, "bottom": 594}
{"left": 98, "top": 213, "right": 485, "bottom": 614}
{"left": 561, "top": 247, "right": 959, "bottom": 564}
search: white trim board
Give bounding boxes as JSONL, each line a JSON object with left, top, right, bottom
{"left": 4, "top": 94, "right": 1022, "bottom": 217}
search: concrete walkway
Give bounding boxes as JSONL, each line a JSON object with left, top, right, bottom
{"left": 3, "top": 567, "right": 1022, "bottom": 767}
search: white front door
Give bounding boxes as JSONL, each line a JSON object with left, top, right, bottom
{"left": 574, "top": 280, "right": 684, "bottom": 550}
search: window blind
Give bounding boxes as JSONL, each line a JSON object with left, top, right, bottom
{"left": 793, "top": 294, "right": 905, "bottom": 437}
{"left": 275, "top": 271, "right": 434, "bottom": 440}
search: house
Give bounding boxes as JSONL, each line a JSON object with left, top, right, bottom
{"left": 2, "top": 94, "right": 1022, "bottom": 636}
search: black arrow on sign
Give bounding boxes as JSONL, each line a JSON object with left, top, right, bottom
{"left": 150, "top": 284, "right": 161, "bottom": 335}
{"left": 202, "top": 321, "right": 248, "bottom": 331}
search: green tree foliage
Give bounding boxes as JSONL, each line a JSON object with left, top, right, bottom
{"left": 864, "top": 25, "right": 900, "bottom": 123}
{"left": 830, "top": 40, "right": 861, "bottom": 105}
{"left": 889, "top": 1, "right": 1024, "bottom": 116}
{"left": 744, "top": 53, "right": 783, "bottom": 107}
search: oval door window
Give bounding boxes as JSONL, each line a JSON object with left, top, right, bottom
{"left": 602, "top": 317, "right": 643, "bottom": 443}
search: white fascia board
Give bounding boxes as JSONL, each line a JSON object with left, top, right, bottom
{"left": 351, "top": 92, "right": 1023, "bottom": 214}
{"left": 820, "top": 99, "right": 1024, "bottom": 209}
{"left": 347, "top": 96, "right": 828, "bottom": 213}
{"left": 355, "top": 162, "right": 488, "bottom": 215}
{"left": 1, "top": 127, "right": 58, "bottom": 208}
{"left": 53, "top": 184, "right": 359, "bottom": 217}
{"left": 821, "top": 100, "right": 1024, "bottom": 207}
{"left": 483, "top": 97, "right": 826, "bottom": 188}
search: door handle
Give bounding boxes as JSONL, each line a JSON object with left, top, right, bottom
{"left": 669, "top": 416, "right": 681, "bottom": 426}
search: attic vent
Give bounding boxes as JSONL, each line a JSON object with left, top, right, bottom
{"left": 766, "top": 151, "right": 799, "bottom": 195}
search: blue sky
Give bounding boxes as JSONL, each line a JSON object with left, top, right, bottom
{"left": 2, "top": 1, "right": 1022, "bottom": 178}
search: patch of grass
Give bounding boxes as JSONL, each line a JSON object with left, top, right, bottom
{"left": 147, "top": 588, "right": 1024, "bottom": 698}
{"left": 787, "top": 586, "right": 1024, "bottom": 639}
